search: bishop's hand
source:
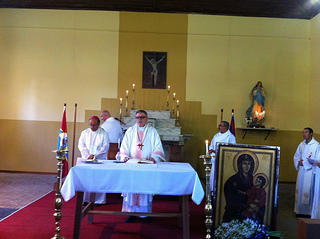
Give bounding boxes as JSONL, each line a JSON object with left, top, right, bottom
{"left": 145, "top": 157, "right": 156, "bottom": 163}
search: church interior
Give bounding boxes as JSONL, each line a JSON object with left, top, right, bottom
{"left": 1, "top": 1, "right": 320, "bottom": 238}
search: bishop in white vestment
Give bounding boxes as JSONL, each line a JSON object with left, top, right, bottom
{"left": 209, "top": 121, "right": 236, "bottom": 192}
{"left": 78, "top": 116, "right": 110, "bottom": 205}
{"left": 119, "top": 110, "right": 165, "bottom": 222}
{"left": 294, "top": 127, "right": 319, "bottom": 215}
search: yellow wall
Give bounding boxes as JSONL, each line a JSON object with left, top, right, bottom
{"left": 0, "top": 8, "right": 319, "bottom": 182}
{"left": 310, "top": 14, "right": 320, "bottom": 128}
{"left": 0, "top": 9, "right": 119, "bottom": 122}
{"left": 186, "top": 15, "right": 310, "bottom": 131}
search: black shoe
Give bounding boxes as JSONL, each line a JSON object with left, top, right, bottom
{"left": 82, "top": 202, "right": 89, "bottom": 206}
{"left": 142, "top": 217, "right": 152, "bottom": 223}
{"left": 125, "top": 216, "right": 137, "bottom": 223}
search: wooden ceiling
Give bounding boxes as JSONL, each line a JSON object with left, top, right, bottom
{"left": 0, "top": 0, "right": 320, "bottom": 20}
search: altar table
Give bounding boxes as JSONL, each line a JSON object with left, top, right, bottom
{"left": 61, "top": 161, "right": 205, "bottom": 239}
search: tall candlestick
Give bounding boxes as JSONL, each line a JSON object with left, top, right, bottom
{"left": 171, "top": 93, "right": 176, "bottom": 118}
{"left": 131, "top": 85, "right": 135, "bottom": 110}
{"left": 175, "top": 100, "right": 180, "bottom": 127}
{"left": 205, "top": 140, "right": 209, "bottom": 155}
{"left": 125, "top": 90, "right": 129, "bottom": 117}
{"left": 166, "top": 85, "right": 170, "bottom": 111}
{"left": 119, "top": 98, "right": 123, "bottom": 121}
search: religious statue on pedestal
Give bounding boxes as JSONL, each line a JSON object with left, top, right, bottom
{"left": 246, "top": 81, "right": 266, "bottom": 128}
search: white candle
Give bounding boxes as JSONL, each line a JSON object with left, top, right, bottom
{"left": 168, "top": 85, "right": 170, "bottom": 92}
{"left": 120, "top": 98, "right": 122, "bottom": 104}
{"left": 173, "top": 93, "right": 176, "bottom": 98}
{"left": 132, "top": 84, "right": 135, "bottom": 90}
{"left": 126, "top": 90, "right": 129, "bottom": 96}
{"left": 205, "top": 140, "right": 209, "bottom": 155}
{"left": 177, "top": 100, "right": 179, "bottom": 107}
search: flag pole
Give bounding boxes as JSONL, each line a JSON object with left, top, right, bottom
{"left": 220, "top": 109, "right": 223, "bottom": 122}
{"left": 71, "top": 103, "right": 77, "bottom": 167}
{"left": 230, "top": 109, "right": 236, "bottom": 137}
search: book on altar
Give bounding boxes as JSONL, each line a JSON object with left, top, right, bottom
{"left": 126, "top": 158, "right": 155, "bottom": 164}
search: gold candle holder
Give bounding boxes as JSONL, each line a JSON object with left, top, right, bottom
{"left": 51, "top": 147, "right": 68, "bottom": 239}
{"left": 131, "top": 84, "right": 135, "bottom": 110}
{"left": 199, "top": 154, "right": 213, "bottom": 239}
{"left": 119, "top": 98, "right": 123, "bottom": 121}
{"left": 166, "top": 85, "right": 170, "bottom": 111}
{"left": 125, "top": 90, "right": 129, "bottom": 117}
{"left": 171, "top": 93, "right": 176, "bottom": 118}
{"left": 175, "top": 100, "right": 180, "bottom": 126}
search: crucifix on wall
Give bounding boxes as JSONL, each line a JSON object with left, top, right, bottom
{"left": 142, "top": 51, "right": 167, "bottom": 89}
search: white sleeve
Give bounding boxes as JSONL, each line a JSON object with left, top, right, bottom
{"left": 78, "top": 131, "right": 90, "bottom": 159}
{"left": 119, "top": 128, "right": 132, "bottom": 160}
{"left": 151, "top": 130, "right": 165, "bottom": 162}
{"left": 95, "top": 131, "right": 110, "bottom": 159}
{"left": 293, "top": 144, "right": 301, "bottom": 170}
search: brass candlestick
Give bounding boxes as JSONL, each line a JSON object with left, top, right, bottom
{"left": 171, "top": 93, "right": 176, "bottom": 118}
{"left": 125, "top": 90, "right": 129, "bottom": 117}
{"left": 199, "top": 154, "right": 213, "bottom": 239}
{"left": 119, "top": 98, "right": 123, "bottom": 121}
{"left": 131, "top": 88, "right": 135, "bottom": 110}
{"left": 175, "top": 100, "right": 180, "bottom": 126}
{"left": 166, "top": 86, "right": 170, "bottom": 111}
{"left": 52, "top": 147, "right": 68, "bottom": 239}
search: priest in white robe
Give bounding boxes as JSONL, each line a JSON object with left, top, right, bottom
{"left": 209, "top": 121, "right": 236, "bottom": 192}
{"left": 100, "top": 110, "right": 123, "bottom": 143}
{"left": 78, "top": 116, "right": 110, "bottom": 205}
{"left": 294, "top": 127, "right": 319, "bottom": 216}
{"left": 311, "top": 154, "right": 320, "bottom": 219}
{"left": 119, "top": 110, "right": 165, "bottom": 223}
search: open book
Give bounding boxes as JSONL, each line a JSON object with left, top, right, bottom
{"left": 126, "top": 158, "right": 155, "bottom": 164}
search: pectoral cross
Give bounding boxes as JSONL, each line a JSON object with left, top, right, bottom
{"left": 137, "top": 142, "right": 144, "bottom": 150}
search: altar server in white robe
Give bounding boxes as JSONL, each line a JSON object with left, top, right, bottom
{"left": 119, "top": 110, "right": 165, "bottom": 223}
{"left": 311, "top": 151, "right": 320, "bottom": 219}
{"left": 294, "top": 127, "right": 319, "bottom": 216}
{"left": 78, "top": 116, "right": 110, "bottom": 205}
{"left": 100, "top": 110, "right": 123, "bottom": 143}
{"left": 209, "top": 121, "right": 236, "bottom": 192}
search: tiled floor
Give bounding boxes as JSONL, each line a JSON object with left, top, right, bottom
{"left": 0, "top": 172, "right": 56, "bottom": 220}
{"left": 276, "top": 183, "right": 297, "bottom": 239}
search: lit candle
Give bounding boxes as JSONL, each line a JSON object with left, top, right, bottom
{"left": 173, "top": 93, "right": 176, "bottom": 98}
{"left": 177, "top": 100, "right": 179, "bottom": 107}
{"left": 126, "top": 90, "right": 129, "bottom": 96}
{"left": 132, "top": 84, "right": 135, "bottom": 90}
{"left": 168, "top": 85, "right": 170, "bottom": 92}
{"left": 205, "top": 140, "right": 209, "bottom": 155}
{"left": 120, "top": 98, "right": 122, "bottom": 104}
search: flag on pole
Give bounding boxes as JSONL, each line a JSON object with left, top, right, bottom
{"left": 57, "top": 104, "right": 69, "bottom": 178}
{"left": 230, "top": 109, "right": 236, "bottom": 137}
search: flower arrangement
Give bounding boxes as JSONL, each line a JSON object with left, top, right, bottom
{"left": 214, "top": 218, "right": 283, "bottom": 239}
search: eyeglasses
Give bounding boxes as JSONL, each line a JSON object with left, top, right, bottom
{"left": 218, "top": 124, "right": 226, "bottom": 127}
{"left": 135, "top": 116, "right": 147, "bottom": 119}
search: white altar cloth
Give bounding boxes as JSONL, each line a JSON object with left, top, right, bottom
{"left": 61, "top": 161, "right": 204, "bottom": 205}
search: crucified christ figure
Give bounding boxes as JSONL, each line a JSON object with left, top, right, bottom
{"left": 145, "top": 55, "right": 165, "bottom": 87}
